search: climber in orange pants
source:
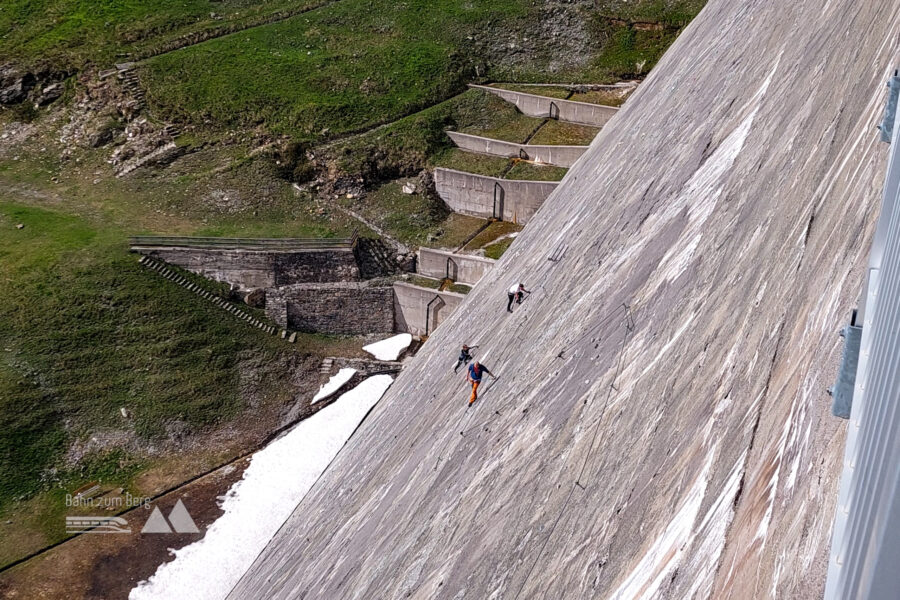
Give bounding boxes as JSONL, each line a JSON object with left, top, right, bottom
{"left": 466, "top": 361, "right": 494, "bottom": 406}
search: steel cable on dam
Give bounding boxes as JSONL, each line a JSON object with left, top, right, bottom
{"left": 510, "top": 304, "right": 635, "bottom": 600}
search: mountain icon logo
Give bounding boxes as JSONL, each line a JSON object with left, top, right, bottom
{"left": 141, "top": 499, "right": 200, "bottom": 534}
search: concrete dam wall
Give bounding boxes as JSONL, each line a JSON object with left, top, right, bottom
{"left": 230, "top": 1, "right": 900, "bottom": 599}
{"left": 417, "top": 248, "right": 495, "bottom": 285}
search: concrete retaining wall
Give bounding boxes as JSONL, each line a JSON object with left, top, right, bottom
{"left": 470, "top": 84, "right": 619, "bottom": 127}
{"left": 135, "top": 247, "right": 360, "bottom": 289}
{"left": 266, "top": 281, "right": 394, "bottom": 335}
{"left": 433, "top": 168, "right": 557, "bottom": 224}
{"left": 417, "top": 248, "right": 495, "bottom": 285}
{"left": 393, "top": 282, "right": 466, "bottom": 337}
{"left": 446, "top": 131, "right": 588, "bottom": 168}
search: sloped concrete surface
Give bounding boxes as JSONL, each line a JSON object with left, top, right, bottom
{"left": 230, "top": 1, "right": 900, "bottom": 598}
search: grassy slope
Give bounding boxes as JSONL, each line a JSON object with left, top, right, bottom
{"left": 597, "top": 0, "right": 705, "bottom": 24}
{"left": 0, "top": 0, "right": 319, "bottom": 70}
{"left": 431, "top": 149, "right": 510, "bottom": 178}
{"left": 490, "top": 84, "right": 573, "bottom": 99}
{"left": 139, "top": 0, "right": 706, "bottom": 139}
{"left": 0, "top": 135, "right": 365, "bottom": 562}
{"left": 0, "top": 195, "right": 368, "bottom": 563}
{"left": 462, "top": 221, "right": 522, "bottom": 251}
{"left": 142, "top": 0, "right": 528, "bottom": 140}
{"left": 0, "top": 202, "right": 280, "bottom": 501}
{"left": 505, "top": 161, "right": 568, "bottom": 182}
{"left": 484, "top": 237, "right": 514, "bottom": 259}
{"left": 328, "top": 89, "right": 530, "bottom": 181}
{"left": 342, "top": 181, "right": 451, "bottom": 247}
{"left": 528, "top": 121, "right": 600, "bottom": 145}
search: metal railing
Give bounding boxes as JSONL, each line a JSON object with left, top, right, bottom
{"left": 824, "top": 69, "right": 900, "bottom": 600}
{"left": 128, "top": 230, "right": 358, "bottom": 251}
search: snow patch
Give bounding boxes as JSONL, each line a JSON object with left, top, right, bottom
{"left": 129, "top": 375, "right": 394, "bottom": 600}
{"left": 608, "top": 449, "right": 715, "bottom": 600}
{"left": 681, "top": 450, "right": 748, "bottom": 598}
{"left": 364, "top": 333, "right": 412, "bottom": 361}
{"left": 312, "top": 368, "right": 357, "bottom": 404}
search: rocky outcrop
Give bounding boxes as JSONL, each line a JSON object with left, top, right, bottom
{"left": 0, "top": 64, "right": 35, "bottom": 104}
{"left": 229, "top": 1, "right": 900, "bottom": 599}
{"left": 0, "top": 64, "right": 68, "bottom": 106}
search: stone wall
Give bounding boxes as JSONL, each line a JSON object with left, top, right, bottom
{"left": 417, "top": 248, "right": 495, "bottom": 285}
{"left": 266, "top": 281, "right": 394, "bottom": 335}
{"left": 136, "top": 247, "right": 360, "bottom": 289}
{"left": 470, "top": 84, "right": 619, "bottom": 127}
{"left": 446, "top": 131, "right": 588, "bottom": 168}
{"left": 433, "top": 168, "right": 558, "bottom": 224}
{"left": 271, "top": 250, "right": 359, "bottom": 285}
{"left": 392, "top": 282, "right": 466, "bottom": 336}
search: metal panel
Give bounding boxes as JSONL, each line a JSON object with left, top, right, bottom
{"left": 829, "top": 318, "right": 862, "bottom": 419}
{"left": 825, "top": 72, "right": 900, "bottom": 600}
{"left": 878, "top": 71, "right": 900, "bottom": 143}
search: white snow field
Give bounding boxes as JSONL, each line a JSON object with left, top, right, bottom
{"left": 312, "top": 368, "right": 357, "bottom": 404}
{"left": 129, "top": 374, "right": 394, "bottom": 600}
{"left": 362, "top": 333, "right": 412, "bottom": 360}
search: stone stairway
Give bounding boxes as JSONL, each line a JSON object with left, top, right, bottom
{"left": 138, "top": 255, "right": 290, "bottom": 339}
{"left": 118, "top": 65, "right": 145, "bottom": 112}
{"left": 114, "top": 65, "right": 182, "bottom": 140}
{"left": 356, "top": 237, "right": 403, "bottom": 278}
{"left": 117, "top": 142, "right": 181, "bottom": 177}
{"left": 319, "top": 357, "right": 335, "bottom": 374}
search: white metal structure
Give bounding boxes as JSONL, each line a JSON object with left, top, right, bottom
{"left": 824, "top": 71, "right": 900, "bottom": 599}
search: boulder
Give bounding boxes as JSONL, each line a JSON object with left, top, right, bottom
{"left": 245, "top": 288, "right": 266, "bottom": 308}
{"left": 35, "top": 82, "right": 64, "bottom": 106}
